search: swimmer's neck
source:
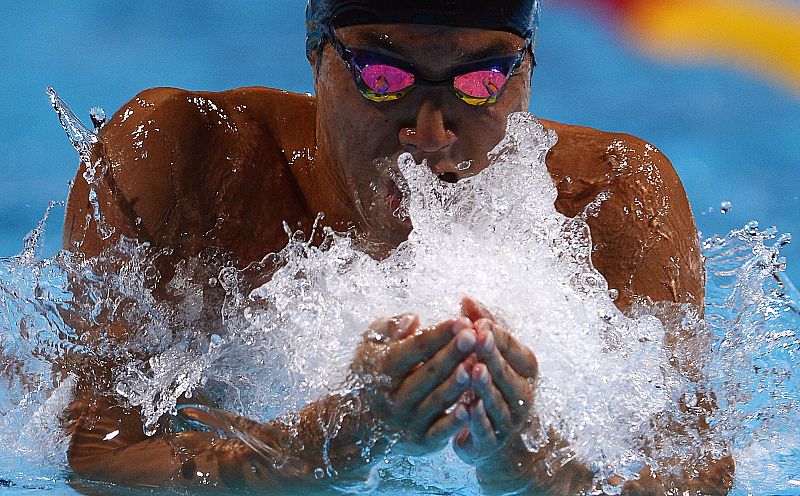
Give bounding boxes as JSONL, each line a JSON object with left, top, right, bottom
{"left": 287, "top": 108, "right": 395, "bottom": 254}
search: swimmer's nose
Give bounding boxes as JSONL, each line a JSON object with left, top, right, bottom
{"left": 399, "top": 100, "right": 457, "bottom": 155}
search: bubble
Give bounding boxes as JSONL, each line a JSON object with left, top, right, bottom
{"left": 720, "top": 201, "right": 733, "bottom": 214}
{"left": 89, "top": 106, "right": 106, "bottom": 130}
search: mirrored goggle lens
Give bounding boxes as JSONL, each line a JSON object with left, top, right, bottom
{"left": 359, "top": 65, "right": 415, "bottom": 101}
{"left": 453, "top": 70, "right": 509, "bottom": 105}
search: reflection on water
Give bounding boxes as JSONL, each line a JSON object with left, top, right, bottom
{"left": 0, "top": 95, "right": 798, "bottom": 495}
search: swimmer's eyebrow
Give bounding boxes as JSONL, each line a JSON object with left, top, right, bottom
{"left": 455, "top": 40, "right": 525, "bottom": 62}
{"left": 351, "top": 33, "right": 522, "bottom": 63}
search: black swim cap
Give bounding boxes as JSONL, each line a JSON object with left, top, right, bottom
{"left": 306, "top": 0, "right": 540, "bottom": 59}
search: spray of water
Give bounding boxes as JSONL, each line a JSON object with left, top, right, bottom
{"left": 0, "top": 92, "right": 797, "bottom": 494}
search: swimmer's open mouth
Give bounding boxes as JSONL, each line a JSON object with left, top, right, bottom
{"left": 437, "top": 172, "right": 459, "bottom": 184}
{"left": 385, "top": 172, "right": 460, "bottom": 222}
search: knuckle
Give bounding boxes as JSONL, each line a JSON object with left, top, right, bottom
{"left": 368, "top": 316, "right": 390, "bottom": 331}
{"left": 502, "top": 360, "right": 514, "bottom": 379}
{"left": 488, "top": 348, "right": 503, "bottom": 370}
{"left": 494, "top": 330, "right": 509, "bottom": 352}
{"left": 425, "top": 363, "right": 439, "bottom": 377}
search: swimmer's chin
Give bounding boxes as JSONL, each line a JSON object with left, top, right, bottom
{"left": 362, "top": 214, "right": 413, "bottom": 253}
{"left": 382, "top": 217, "right": 414, "bottom": 247}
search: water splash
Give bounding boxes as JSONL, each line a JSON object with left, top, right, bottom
{"left": 47, "top": 87, "right": 115, "bottom": 241}
{"left": 204, "top": 114, "right": 706, "bottom": 491}
{"left": 0, "top": 109, "right": 798, "bottom": 494}
{"left": 47, "top": 87, "right": 97, "bottom": 165}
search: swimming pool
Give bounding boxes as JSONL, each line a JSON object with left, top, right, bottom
{"left": 1, "top": 1, "right": 799, "bottom": 494}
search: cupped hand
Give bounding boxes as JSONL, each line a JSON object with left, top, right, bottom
{"left": 454, "top": 296, "right": 539, "bottom": 467}
{"left": 352, "top": 312, "right": 477, "bottom": 456}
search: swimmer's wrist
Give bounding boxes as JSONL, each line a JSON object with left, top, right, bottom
{"left": 474, "top": 431, "right": 594, "bottom": 496}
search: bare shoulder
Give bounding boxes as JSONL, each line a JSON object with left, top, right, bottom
{"left": 541, "top": 120, "right": 704, "bottom": 310}
{"left": 63, "top": 87, "right": 316, "bottom": 264}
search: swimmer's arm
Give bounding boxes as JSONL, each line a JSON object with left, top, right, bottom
{"left": 457, "top": 299, "right": 734, "bottom": 495}
{"left": 466, "top": 382, "right": 734, "bottom": 495}
{"left": 63, "top": 87, "right": 196, "bottom": 258}
{"left": 63, "top": 86, "right": 298, "bottom": 263}
{"left": 474, "top": 432, "right": 734, "bottom": 495}
{"left": 67, "top": 313, "right": 476, "bottom": 492}
{"left": 61, "top": 88, "right": 374, "bottom": 491}
{"left": 66, "top": 392, "right": 379, "bottom": 493}
{"left": 598, "top": 139, "right": 735, "bottom": 493}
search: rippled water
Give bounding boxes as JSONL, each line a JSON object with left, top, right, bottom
{"left": 0, "top": 95, "right": 798, "bottom": 495}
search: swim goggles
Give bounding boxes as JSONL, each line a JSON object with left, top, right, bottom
{"left": 325, "top": 29, "right": 533, "bottom": 106}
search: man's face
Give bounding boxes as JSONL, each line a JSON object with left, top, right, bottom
{"left": 313, "top": 24, "right": 532, "bottom": 247}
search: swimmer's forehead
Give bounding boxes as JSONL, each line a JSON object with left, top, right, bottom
{"left": 336, "top": 24, "right": 527, "bottom": 63}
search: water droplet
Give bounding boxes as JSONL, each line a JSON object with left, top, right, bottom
{"left": 47, "top": 87, "right": 97, "bottom": 164}
{"left": 455, "top": 160, "right": 473, "bottom": 171}
{"left": 314, "top": 467, "right": 325, "bottom": 479}
{"left": 89, "top": 106, "right": 106, "bottom": 130}
{"left": 720, "top": 201, "right": 732, "bottom": 214}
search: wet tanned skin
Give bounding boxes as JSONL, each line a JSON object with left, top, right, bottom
{"left": 63, "top": 24, "right": 731, "bottom": 496}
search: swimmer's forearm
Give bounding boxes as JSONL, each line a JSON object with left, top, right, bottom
{"left": 473, "top": 432, "right": 594, "bottom": 496}
{"left": 71, "top": 430, "right": 292, "bottom": 491}
{"left": 473, "top": 433, "right": 734, "bottom": 496}
{"left": 617, "top": 455, "right": 734, "bottom": 496}
{"left": 71, "top": 430, "right": 330, "bottom": 494}
{"left": 68, "top": 393, "right": 379, "bottom": 493}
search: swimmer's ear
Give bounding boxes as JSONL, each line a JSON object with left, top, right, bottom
{"left": 308, "top": 48, "right": 323, "bottom": 78}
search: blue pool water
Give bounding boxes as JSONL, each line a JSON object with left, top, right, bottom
{"left": 1, "top": 2, "right": 799, "bottom": 495}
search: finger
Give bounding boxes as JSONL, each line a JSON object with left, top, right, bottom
{"left": 460, "top": 295, "right": 496, "bottom": 323}
{"left": 452, "top": 425, "right": 474, "bottom": 461}
{"left": 479, "top": 334, "right": 534, "bottom": 419}
{"left": 454, "top": 424, "right": 471, "bottom": 447}
{"left": 470, "top": 363, "right": 514, "bottom": 436}
{"left": 469, "top": 399, "right": 497, "bottom": 448}
{"left": 368, "top": 313, "right": 421, "bottom": 341}
{"left": 415, "top": 362, "right": 472, "bottom": 425}
{"left": 392, "top": 329, "right": 477, "bottom": 407}
{"left": 383, "top": 317, "right": 472, "bottom": 377}
{"left": 424, "top": 403, "right": 469, "bottom": 446}
{"left": 395, "top": 313, "right": 421, "bottom": 340}
{"left": 479, "top": 321, "right": 538, "bottom": 380}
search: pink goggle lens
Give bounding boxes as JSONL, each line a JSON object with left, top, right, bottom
{"left": 453, "top": 70, "right": 508, "bottom": 99}
{"left": 360, "top": 65, "right": 415, "bottom": 95}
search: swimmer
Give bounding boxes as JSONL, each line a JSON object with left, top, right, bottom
{"left": 63, "top": 1, "right": 734, "bottom": 494}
